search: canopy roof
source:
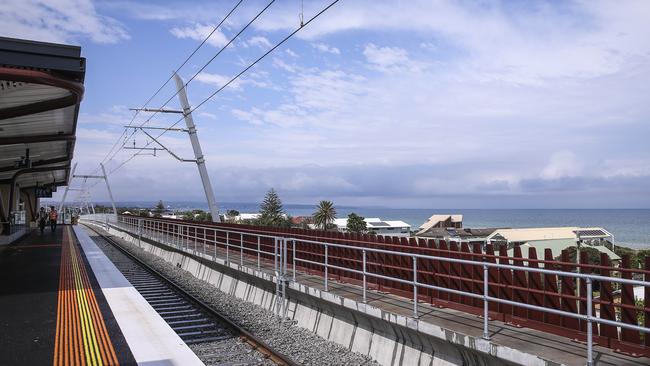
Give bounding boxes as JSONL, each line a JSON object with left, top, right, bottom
{"left": 0, "top": 37, "right": 85, "bottom": 191}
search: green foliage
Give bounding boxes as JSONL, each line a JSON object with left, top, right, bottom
{"left": 614, "top": 246, "right": 650, "bottom": 269}
{"left": 153, "top": 200, "right": 165, "bottom": 217}
{"left": 180, "top": 209, "right": 212, "bottom": 222}
{"left": 313, "top": 200, "right": 336, "bottom": 230}
{"left": 226, "top": 209, "right": 240, "bottom": 217}
{"left": 346, "top": 212, "right": 367, "bottom": 233}
{"left": 563, "top": 246, "right": 603, "bottom": 267}
{"left": 257, "top": 189, "right": 288, "bottom": 227}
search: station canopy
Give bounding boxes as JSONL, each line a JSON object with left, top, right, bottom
{"left": 0, "top": 37, "right": 85, "bottom": 191}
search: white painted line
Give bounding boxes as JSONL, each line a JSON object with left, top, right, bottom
{"left": 73, "top": 225, "right": 204, "bottom": 366}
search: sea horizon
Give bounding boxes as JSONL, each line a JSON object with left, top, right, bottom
{"left": 66, "top": 201, "right": 650, "bottom": 249}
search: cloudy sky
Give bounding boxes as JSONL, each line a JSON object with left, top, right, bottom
{"left": 3, "top": 0, "right": 650, "bottom": 208}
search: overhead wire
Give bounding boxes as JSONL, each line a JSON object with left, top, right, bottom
{"left": 125, "top": 0, "right": 277, "bottom": 135}
{"left": 89, "top": 0, "right": 276, "bottom": 187}
{"left": 108, "top": 0, "right": 341, "bottom": 176}
{"left": 95, "top": 0, "right": 246, "bottom": 173}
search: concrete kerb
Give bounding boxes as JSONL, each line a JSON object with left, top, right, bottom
{"left": 89, "top": 222, "right": 557, "bottom": 366}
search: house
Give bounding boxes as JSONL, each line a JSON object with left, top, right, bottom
{"left": 416, "top": 227, "right": 501, "bottom": 244}
{"left": 487, "top": 227, "right": 619, "bottom": 261}
{"left": 416, "top": 224, "right": 619, "bottom": 262}
{"left": 333, "top": 217, "right": 411, "bottom": 237}
{"left": 417, "top": 214, "right": 463, "bottom": 235}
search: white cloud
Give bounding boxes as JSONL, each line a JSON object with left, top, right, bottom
{"left": 363, "top": 43, "right": 421, "bottom": 73}
{"left": 312, "top": 42, "right": 340, "bottom": 55}
{"left": 0, "top": 0, "right": 129, "bottom": 43}
{"left": 245, "top": 36, "right": 272, "bottom": 49}
{"left": 170, "top": 23, "right": 228, "bottom": 47}
{"left": 195, "top": 72, "right": 241, "bottom": 89}
{"left": 195, "top": 71, "right": 276, "bottom": 91}
{"left": 272, "top": 58, "right": 298, "bottom": 73}
{"left": 540, "top": 151, "right": 584, "bottom": 180}
{"left": 285, "top": 48, "right": 299, "bottom": 58}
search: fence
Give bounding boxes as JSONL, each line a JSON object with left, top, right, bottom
{"left": 84, "top": 214, "right": 650, "bottom": 364}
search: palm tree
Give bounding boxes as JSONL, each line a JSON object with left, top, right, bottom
{"left": 313, "top": 200, "right": 336, "bottom": 230}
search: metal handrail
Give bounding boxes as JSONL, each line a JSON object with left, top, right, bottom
{"left": 83, "top": 214, "right": 650, "bottom": 365}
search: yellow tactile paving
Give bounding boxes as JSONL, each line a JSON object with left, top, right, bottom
{"left": 54, "top": 226, "right": 119, "bottom": 366}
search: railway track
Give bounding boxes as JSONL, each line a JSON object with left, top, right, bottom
{"left": 83, "top": 223, "right": 297, "bottom": 366}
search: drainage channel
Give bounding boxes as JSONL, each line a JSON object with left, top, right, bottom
{"left": 83, "top": 224, "right": 297, "bottom": 366}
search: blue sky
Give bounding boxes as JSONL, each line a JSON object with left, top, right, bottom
{"left": 3, "top": 0, "right": 650, "bottom": 208}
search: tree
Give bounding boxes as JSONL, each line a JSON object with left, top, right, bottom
{"left": 257, "top": 189, "right": 287, "bottom": 227}
{"left": 226, "top": 209, "right": 240, "bottom": 218}
{"left": 225, "top": 209, "right": 240, "bottom": 223}
{"left": 313, "top": 200, "right": 336, "bottom": 230}
{"left": 346, "top": 212, "right": 367, "bottom": 233}
{"left": 153, "top": 200, "right": 165, "bottom": 217}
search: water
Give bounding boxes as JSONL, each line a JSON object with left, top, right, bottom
{"left": 100, "top": 201, "right": 650, "bottom": 249}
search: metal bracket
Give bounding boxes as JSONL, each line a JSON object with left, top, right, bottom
{"left": 123, "top": 127, "right": 197, "bottom": 163}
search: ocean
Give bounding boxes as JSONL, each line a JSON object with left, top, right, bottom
{"left": 100, "top": 202, "right": 650, "bottom": 249}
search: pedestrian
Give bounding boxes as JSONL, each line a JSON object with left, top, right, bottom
{"left": 49, "top": 206, "right": 58, "bottom": 232}
{"left": 37, "top": 207, "right": 47, "bottom": 234}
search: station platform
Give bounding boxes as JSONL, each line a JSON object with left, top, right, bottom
{"left": 0, "top": 225, "right": 202, "bottom": 365}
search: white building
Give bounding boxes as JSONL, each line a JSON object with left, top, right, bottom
{"left": 333, "top": 217, "right": 411, "bottom": 237}
{"left": 233, "top": 213, "right": 261, "bottom": 222}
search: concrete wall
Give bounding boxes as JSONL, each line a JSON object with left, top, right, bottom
{"left": 95, "top": 222, "right": 545, "bottom": 366}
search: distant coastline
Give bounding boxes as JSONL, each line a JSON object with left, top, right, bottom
{"left": 70, "top": 201, "right": 650, "bottom": 249}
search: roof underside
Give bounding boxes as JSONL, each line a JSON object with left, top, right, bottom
{"left": 0, "top": 37, "right": 85, "bottom": 190}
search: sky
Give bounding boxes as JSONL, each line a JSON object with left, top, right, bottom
{"left": 2, "top": 0, "right": 650, "bottom": 209}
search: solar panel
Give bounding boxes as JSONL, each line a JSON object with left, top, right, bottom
{"left": 575, "top": 229, "right": 607, "bottom": 237}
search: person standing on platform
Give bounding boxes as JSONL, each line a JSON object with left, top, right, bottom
{"left": 49, "top": 206, "right": 58, "bottom": 232}
{"left": 37, "top": 207, "right": 47, "bottom": 234}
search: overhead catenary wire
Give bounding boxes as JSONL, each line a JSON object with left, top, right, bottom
{"left": 108, "top": 0, "right": 341, "bottom": 176}
{"left": 95, "top": 0, "right": 245, "bottom": 172}
{"left": 125, "top": 0, "right": 277, "bottom": 135}
{"left": 85, "top": 0, "right": 275, "bottom": 190}
{"left": 90, "top": 0, "right": 277, "bottom": 187}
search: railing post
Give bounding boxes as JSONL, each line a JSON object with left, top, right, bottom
{"left": 292, "top": 240, "right": 296, "bottom": 282}
{"left": 483, "top": 263, "right": 490, "bottom": 340}
{"left": 274, "top": 237, "right": 278, "bottom": 272}
{"left": 240, "top": 233, "right": 244, "bottom": 266}
{"left": 413, "top": 256, "right": 418, "bottom": 318}
{"left": 257, "top": 236, "right": 261, "bottom": 270}
{"left": 324, "top": 244, "right": 329, "bottom": 291}
{"left": 586, "top": 278, "right": 593, "bottom": 366}
{"left": 213, "top": 229, "right": 217, "bottom": 260}
{"left": 137, "top": 219, "right": 142, "bottom": 248}
{"left": 362, "top": 249, "right": 367, "bottom": 303}
{"left": 283, "top": 237, "right": 288, "bottom": 279}
{"left": 226, "top": 231, "right": 229, "bottom": 264}
{"left": 274, "top": 237, "right": 280, "bottom": 317}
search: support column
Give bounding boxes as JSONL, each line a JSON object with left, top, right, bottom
{"left": 100, "top": 164, "right": 118, "bottom": 223}
{"left": 59, "top": 163, "right": 77, "bottom": 213}
{"left": 173, "top": 72, "right": 221, "bottom": 223}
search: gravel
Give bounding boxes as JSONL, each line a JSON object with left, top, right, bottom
{"left": 86, "top": 225, "right": 379, "bottom": 366}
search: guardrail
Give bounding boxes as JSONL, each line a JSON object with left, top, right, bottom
{"left": 83, "top": 214, "right": 650, "bottom": 364}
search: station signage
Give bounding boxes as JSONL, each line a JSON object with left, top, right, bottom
{"left": 35, "top": 186, "right": 53, "bottom": 198}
